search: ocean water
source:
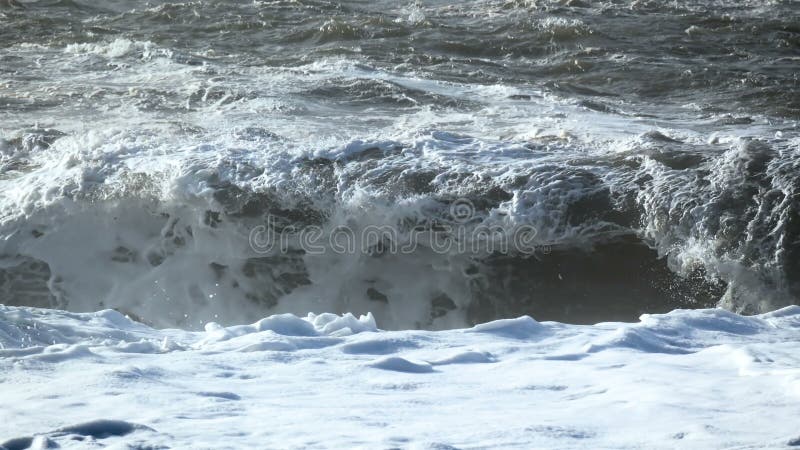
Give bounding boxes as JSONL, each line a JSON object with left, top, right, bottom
{"left": 0, "top": 0, "right": 798, "bottom": 329}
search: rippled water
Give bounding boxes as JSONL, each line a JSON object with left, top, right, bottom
{"left": 0, "top": 0, "right": 798, "bottom": 329}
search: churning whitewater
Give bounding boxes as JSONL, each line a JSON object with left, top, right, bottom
{"left": 1, "top": 0, "right": 799, "bottom": 329}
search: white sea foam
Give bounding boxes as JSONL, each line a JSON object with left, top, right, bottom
{"left": 1, "top": 305, "right": 799, "bottom": 448}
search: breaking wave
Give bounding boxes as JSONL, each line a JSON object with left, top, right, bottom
{"left": 1, "top": 121, "right": 797, "bottom": 329}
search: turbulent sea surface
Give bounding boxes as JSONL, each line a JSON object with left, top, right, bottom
{"left": 0, "top": 0, "right": 798, "bottom": 329}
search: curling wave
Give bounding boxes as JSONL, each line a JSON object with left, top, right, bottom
{"left": 0, "top": 122, "right": 797, "bottom": 329}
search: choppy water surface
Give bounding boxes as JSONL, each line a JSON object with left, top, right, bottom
{"left": 0, "top": 0, "right": 798, "bottom": 329}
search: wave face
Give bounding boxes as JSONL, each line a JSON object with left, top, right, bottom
{"left": 0, "top": 0, "right": 798, "bottom": 329}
